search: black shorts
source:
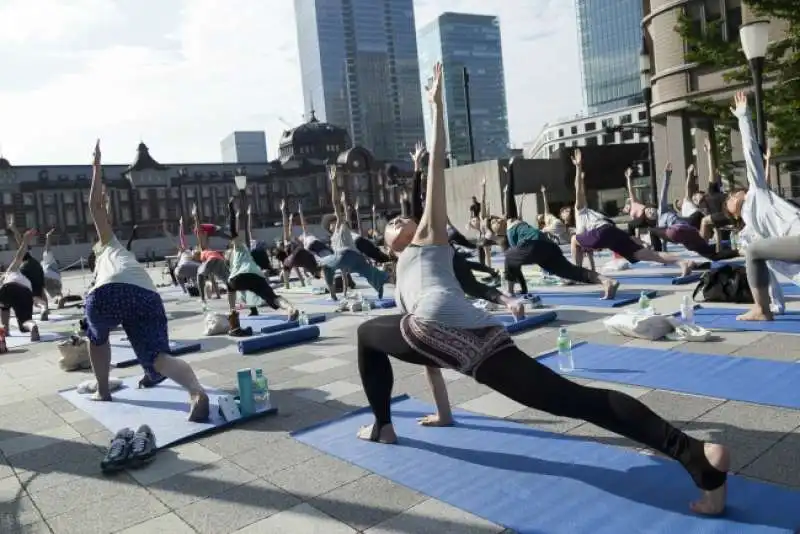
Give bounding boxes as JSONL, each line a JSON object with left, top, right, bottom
{"left": 0, "top": 282, "right": 34, "bottom": 325}
{"left": 20, "top": 259, "right": 45, "bottom": 298}
{"left": 710, "top": 212, "right": 734, "bottom": 228}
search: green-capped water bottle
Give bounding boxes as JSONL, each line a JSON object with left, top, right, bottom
{"left": 253, "top": 368, "right": 267, "bottom": 404}
{"left": 638, "top": 291, "right": 651, "bottom": 312}
{"left": 556, "top": 327, "right": 574, "bottom": 372}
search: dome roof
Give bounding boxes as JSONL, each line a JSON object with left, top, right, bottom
{"left": 279, "top": 110, "right": 349, "bottom": 148}
{"left": 122, "top": 142, "right": 168, "bottom": 175}
{"left": 0, "top": 157, "right": 9, "bottom": 170}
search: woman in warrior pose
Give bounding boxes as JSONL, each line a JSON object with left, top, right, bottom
{"left": 358, "top": 63, "right": 729, "bottom": 515}
{"left": 41, "top": 228, "right": 63, "bottom": 307}
{"left": 225, "top": 197, "right": 299, "bottom": 325}
{"left": 727, "top": 91, "right": 800, "bottom": 320}
{"left": 676, "top": 163, "right": 706, "bottom": 231}
{"left": 345, "top": 198, "right": 394, "bottom": 265}
{"left": 319, "top": 167, "right": 389, "bottom": 301}
{"left": 623, "top": 167, "right": 663, "bottom": 251}
{"left": 647, "top": 162, "right": 739, "bottom": 261}
{"left": 167, "top": 217, "right": 201, "bottom": 295}
{"left": 502, "top": 160, "right": 619, "bottom": 298}
{"left": 7, "top": 224, "right": 49, "bottom": 320}
{"left": 278, "top": 201, "right": 312, "bottom": 287}
{"left": 537, "top": 185, "right": 571, "bottom": 245}
{"left": 192, "top": 207, "right": 229, "bottom": 305}
{"left": 84, "top": 140, "right": 209, "bottom": 420}
{"left": 570, "top": 149, "right": 693, "bottom": 276}
{"left": 0, "top": 229, "right": 39, "bottom": 337}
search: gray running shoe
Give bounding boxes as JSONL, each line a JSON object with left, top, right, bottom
{"left": 128, "top": 425, "right": 157, "bottom": 468}
{"left": 101, "top": 428, "right": 134, "bottom": 473}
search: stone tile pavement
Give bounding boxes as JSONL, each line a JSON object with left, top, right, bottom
{"left": 0, "top": 264, "right": 798, "bottom": 533}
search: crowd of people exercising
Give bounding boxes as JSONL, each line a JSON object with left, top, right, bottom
{"left": 4, "top": 73, "right": 799, "bottom": 516}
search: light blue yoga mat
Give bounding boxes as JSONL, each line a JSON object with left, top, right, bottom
{"left": 539, "top": 342, "right": 800, "bottom": 409}
{"left": 691, "top": 307, "right": 800, "bottom": 334}
{"left": 60, "top": 376, "right": 277, "bottom": 449}
{"left": 531, "top": 290, "right": 657, "bottom": 308}
{"left": 611, "top": 273, "right": 701, "bottom": 285}
{"left": 293, "top": 395, "right": 800, "bottom": 533}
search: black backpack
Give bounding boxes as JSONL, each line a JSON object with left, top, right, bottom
{"left": 692, "top": 264, "right": 753, "bottom": 304}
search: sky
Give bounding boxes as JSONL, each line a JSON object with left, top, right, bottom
{"left": 0, "top": 0, "right": 582, "bottom": 165}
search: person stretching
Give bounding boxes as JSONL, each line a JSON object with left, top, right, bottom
{"left": 0, "top": 229, "right": 39, "bottom": 337}
{"left": 347, "top": 199, "right": 394, "bottom": 265}
{"left": 728, "top": 91, "right": 800, "bottom": 319}
{"left": 190, "top": 208, "right": 229, "bottom": 305}
{"left": 171, "top": 217, "right": 201, "bottom": 294}
{"left": 677, "top": 163, "right": 706, "bottom": 231}
{"left": 569, "top": 149, "right": 693, "bottom": 276}
{"left": 319, "top": 166, "right": 389, "bottom": 301}
{"left": 537, "top": 185, "right": 571, "bottom": 245}
{"left": 84, "top": 140, "right": 209, "bottom": 420}
{"left": 648, "top": 162, "right": 739, "bottom": 262}
{"left": 7, "top": 224, "right": 50, "bottom": 320}
{"left": 225, "top": 197, "right": 299, "bottom": 325}
{"left": 41, "top": 228, "right": 64, "bottom": 307}
{"left": 360, "top": 63, "right": 729, "bottom": 515}
{"left": 623, "top": 167, "right": 663, "bottom": 251}
{"left": 503, "top": 160, "right": 619, "bottom": 298}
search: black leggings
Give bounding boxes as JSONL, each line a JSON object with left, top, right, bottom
{"left": 355, "top": 236, "right": 393, "bottom": 264}
{"left": 285, "top": 248, "right": 319, "bottom": 273}
{"left": 505, "top": 238, "right": 598, "bottom": 295}
{"left": 627, "top": 218, "right": 662, "bottom": 252}
{"left": 0, "top": 283, "right": 34, "bottom": 331}
{"left": 251, "top": 247, "right": 271, "bottom": 271}
{"left": 448, "top": 229, "right": 476, "bottom": 250}
{"left": 228, "top": 273, "right": 283, "bottom": 310}
{"left": 356, "top": 314, "right": 725, "bottom": 492}
{"left": 452, "top": 253, "right": 503, "bottom": 304}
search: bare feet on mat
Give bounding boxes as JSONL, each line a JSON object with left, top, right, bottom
{"left": 679, "top": 260, "right": 693, "bottom": 278}
{"left": 357, "top": 423, "right": 398, "bottom": 444}
{"left": 690, "top": 443, "right": 730, "bottom": 515}
{"left": 418, "top": 414, "right": 454, "bottom": 427}
{"left": 601, "top": 279, "right": 619, "bottom": 300}
{"left": 507, "top": 300, "right": 525, "bottom": 320}
{"left": 90, "top": 392, "right": 112, "bottom": 402}
{"left": 188, "top": 391, "right": 210, "bottom": 422}
{"left": 736, "top": 307, "right": 773, "bottom": 321}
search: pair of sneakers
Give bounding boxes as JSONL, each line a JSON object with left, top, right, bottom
{"left": 101, "top": 425, "right": 157, "bottom": 473}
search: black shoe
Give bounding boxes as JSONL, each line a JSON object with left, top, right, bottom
{"left": 229, "top": 326, "right": 253, "bottom": 337}
{"left": 101, "top": 428, "right": 134, "bottom": 473}
{"left": 138, "top": 373, "right": 167, "bottom": 389}
{"left": 248, "top": 307, "right": 259, "bottom": 317}
{"left": 128, "top": 425, "right": 157, "bottom": 468}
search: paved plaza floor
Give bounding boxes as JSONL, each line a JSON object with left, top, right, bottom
{"left": 0, "top": 261, "right": 798, "bottom": 533}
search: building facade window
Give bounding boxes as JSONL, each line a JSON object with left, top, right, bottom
{"left": 584, "top": 122, "right": 596, "bottom": 132}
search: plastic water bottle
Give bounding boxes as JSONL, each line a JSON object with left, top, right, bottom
{"left": 252, "top": 369, "right": 268, "bottom": 404}
{"left": 638, "top": 291, "right": 652, "bottom": 314}
{"left": 680, "top": 295, "right": 694, "bottom": 324}
{"left": 556, "top": 327, "right": 574, "bottom": 372}
{"left": 298, "top": 311, "right": 309, "bottom": 326}
{"left": 730, "top": 231, "right": 738, "bottom": 250}
{"left": 363, "top": 298, "right": 372, "bottom": 314}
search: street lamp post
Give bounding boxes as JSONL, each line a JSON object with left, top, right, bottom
{"left": 462, "top": 67, "right": 476, "bottom": 164}
{"left": 739, "top": 21, "right": 771, "bottom": 151}
{"left": 639, "top": 37, "right": 658, "bottom": 206}
{"left": 234, "top": 168, "right": 247, "bottom": 232}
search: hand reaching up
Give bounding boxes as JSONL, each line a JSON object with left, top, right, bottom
{"left": 93, "top": 140, "right": 101, "bottom": 166}
{"left": 571, "top": 148, "right": 582, "bottom": 167}
{"left": 410, "top": 141, "right": 427, "bottom": 169}
{"left": 731, "top": 91, "right": 748, "bottom": 117}
{"left": 427, "top": 62, "right": 443, "bottom": 107}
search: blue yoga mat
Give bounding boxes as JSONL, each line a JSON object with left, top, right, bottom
{"left": 690, "top": 307, "right": 800, "bottom": 333}
{"left": 293, "top": 395, "right": 800, "bottom": 533}
{"left": 307, "top": 297, "right": 396, "bottom": 308}
{"left": 60, "top": 376, "right": 277, "bottom": 449}
{"left": 110, "top": 340, "right": 202, "bottom": 367}
{"left": 238, "top": 325, "right": 320, "bottom": 354}
{"left": 496, "top": 311, "right": 557, "bottom": 334}
{"left": 539, "top": 342, "right": 800, "bottom": 410}
{"left": 530, "top": 290, "right": 657, "bottom": 308}
{"left": 611, "top": 273, "right": 701, "bottom": 285}
{"left": 258, "top": 313, "right": 327, "bottom": 334}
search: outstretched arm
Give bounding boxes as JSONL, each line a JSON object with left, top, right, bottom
{"left": 89, "top": 140, "right": 114, "bottom": 246}
{"left": 764, "top": 147, "right": 772, "bottom": 188}
{"left": 7, "top": 229, "right": 35, "bottom": 273}
{"left": 409, "top": 141, "right": 426, "bottom": 222}
{"left": 354, "top": 200, "right": 363, "bottom": 235}
{"left": 412, "top": 62, "right": 448, "bottom": 246}
{"left": 658, "top": 162, "right": 673, "bottom": 217}
{"left": 247, "top": 204, "right": 254, "bottom": 244}
{"left": 298, "top": 202, "right": 308, "bottom": 235}
{"left": 329, "top": 167, "right": 343, "bottom": 227}
{"left": 732, "top": 91, "right": 767, "bottom": 190}
{"left": 280, "top": 199, "right": 289, "bottom": 243}
{"left": 43, "top": 228, "right": 55, "bottom": 253}
{"left": 684, "top": 163, "right": 696, "bottom": 201}
{"left": 625, "top": 167, "right": 639, "bottom": 206}
{"left": 228, "top": 197, "right": 244, "bottom": 245}
{"left": 703, "top": 138, "right": 720, "bottom": 190}
{"left": 125, "top": 224, "right": 138, "bottom": 251}
{"left": 572, "top": 149, "right": 586, "bottom": 210}
{"left": 540, "top": 185, "right": 552, "bottom": 216}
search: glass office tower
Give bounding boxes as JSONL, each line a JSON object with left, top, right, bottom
{"left": 576, "top": 0, "right": 644, "bottom": 114}
{"left": 294, "top": 0, "right": 425, "bottom": 162}
{"left": 417, "top": 13, "right": 510, "bottom": 165}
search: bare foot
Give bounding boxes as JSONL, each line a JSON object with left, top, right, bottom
{"left": 90, "top": 392, "right": 112, "bottom": 402}
{"left": 679, "top": 260, "right": 693, "bottom": 278}
{"left": 507, "top": 300, "right": 525, "bottom": 320}
{"left": 736, "top": 308, "right": 773, "bottom": 321}
{"left": 188, "top": 391, "right": 210, "bottom": 422}
{"left": 418, "top": 414, "right": 454, "bottom": 427}
{"left": 601, "top": 279, "right": 619, "bottom": 300}
{"left": 690, "top": 443, "right": 730, "bottom": 515}
{"left": 356, "top": 423, "right": 398, "bottom": 444}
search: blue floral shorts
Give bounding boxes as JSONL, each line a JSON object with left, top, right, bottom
{"left": 84, "top": 283, "right": 169, "bottom": 380}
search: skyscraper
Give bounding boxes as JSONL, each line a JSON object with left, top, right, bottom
{"left": 294, "top": 0, "right": 425, "bottom": 162}
{"left": 220, "top": 131, "right": 268, "bottom": 163}
{"left": 417, "top": 13, "right": 510, "bottom": 165}
{"left": 576, "top": 0, "right": 644, "bottom": 114}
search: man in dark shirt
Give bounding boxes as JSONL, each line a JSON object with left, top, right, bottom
{"left": 469, "top": 196, "right": 481, "bottom": 218}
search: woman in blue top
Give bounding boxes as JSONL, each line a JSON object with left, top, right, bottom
{"left": 356, "top": 63, "right": 730, "bottom": 516}
{"left": 502, "top": 162, "right": 619, "bottom": 298}
{"left": 83, "top": 141, "right": 209, "bottom": 421}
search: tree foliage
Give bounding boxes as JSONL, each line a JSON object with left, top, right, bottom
{"left": 674, "top": 0, "right": 800, "bottom": 157}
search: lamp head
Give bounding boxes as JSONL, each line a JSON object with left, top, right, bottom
{"left": 740, "top": 21, "right": 770, "bottom": 61}
{"left": 234, "top": 174, "right": 247, "bottom": 191}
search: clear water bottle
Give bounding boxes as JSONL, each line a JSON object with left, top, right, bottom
{"left": 638, "top": 291, "right": 652, "bottom": 313}
{"left": 680, "top": 295, "right": 694, "bottom": 324}
{"left": 556, "top": 327, "right": 574, "bottom": 372}
{"left": 363, "top": 298, "right": 372, "bottom": 314}
{"left": 253, "top": 368, "right": 268, "bottom": 404}
{"left": 298, "top": 311, "right": 309, "bottom": 326}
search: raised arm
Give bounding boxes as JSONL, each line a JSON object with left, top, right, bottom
{"left": 228, "top": 197, "right": 244, "bottom": 245}
{"left": 125, "top": 224, "right": 138, "bottom": 251}
{"left": 6, "top": 224, "right": 22, "bottom": 249}
{"left": 43, "top": 228, "right": 55, "bottom": 253}
{"left": 540, "top": 185, "right": 551, "bottom": 216}
{"left": 658, "top": 162, "right": 673, "bottom": 217}
{"left": 280, "top": 199, "right": 289, "bottom": 243}
{"left": 684, "top": 163, "right": 696, "bottom": 201}
{"left": 412, "top": 63, "right": 447, "bottom": 246}
{"left": 247, "top": 204, "right": 254, "bottom": 244}
{"left": 732, "top": 90, "right": 767, "bottom": 190}
{"left": 7, "top": 229, "right": 36, "bottom": 273}
{"left": 480, "top": 176, "right": 488, "bottom": 218}
{"left": 191, "top": 204, "right": 207, "bottom": 250}
{"left": 625, "top": 166, "right": 640, "bottom": 207}
{"left": 371, "top": 204, "right": 377, "bottom": 236}
{"left": 703, "top": 137, "right": 720, "bottom": 189}
{"left": 409, "top": 141, "right": 426, "bottom": 223}
{"left": 340, "top": 190, "right": 351, "bottom": 227}
{"left": 764, "top": 147, "right": 772, "bottom": 188}
{"left": 399, "top": 189, "right": 409, "bottom": 218}
{"left": 89, "top": 140, "right": 114, "bottom": 245}
{"left": 353, "top": 200, "right": 363, "bottom": 235}
{"left": 572, "top": 149, "right": 586, "bottom": 210}
{"left": 298, "top": 202, "right": 308, "bottom": 235}
{"left": 329, "top": 167, "right": 343, "bottom": 226}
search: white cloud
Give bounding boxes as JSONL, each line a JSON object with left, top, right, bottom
{"left": 0, "top": 0, "right": 581, "bottom": 165}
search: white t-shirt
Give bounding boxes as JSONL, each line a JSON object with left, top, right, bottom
{"left": 576, "top": 208, "right": 610, "bottom": 234}
{"left": 330, "top": 224, "right": 355, "bottom": 252}
{"left": 2, "top": 271, "right": 32, "bottom": 292}
{"left": 42, "top": 250, "right": 60, "bottom": 280}
{"left": 681, "top": 199, "right": 700, "bottom": 218}
{"left": 302, "top": 233, "right": 318, "bottom": 249}
{"left": 91, "top": 237, "right": 157, "bottom": 293}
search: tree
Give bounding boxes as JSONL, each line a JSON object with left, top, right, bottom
{"left": 675, "top": 0, "right": 800, "bottom": 159}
